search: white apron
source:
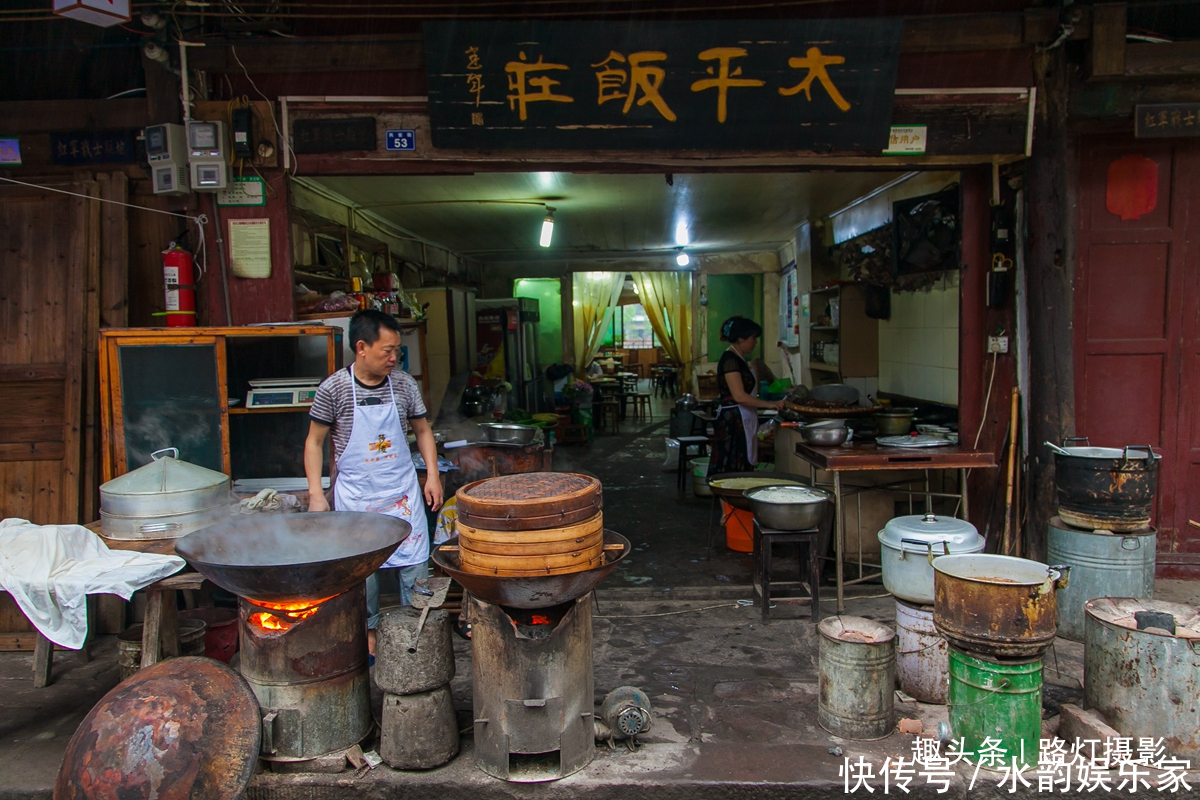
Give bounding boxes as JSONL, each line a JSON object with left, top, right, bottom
{"left": 716, "top": 402, "right": 759, "bottom": 467}
{"left": 333, "top": 372, "right": 429, "bottom": 569}
{"left": 717, "top": 348, "right": 759, "bottom": 466}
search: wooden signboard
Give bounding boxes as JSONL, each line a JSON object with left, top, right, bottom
{"left": 1136, "top": 104, "right": 1200, "bottom": 138}
{"left": 425, "top": 19, "right": 902, "bottom": 152}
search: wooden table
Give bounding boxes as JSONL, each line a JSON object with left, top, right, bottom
{"left": 792, "top": 441, "right": 997, "bottom": 613}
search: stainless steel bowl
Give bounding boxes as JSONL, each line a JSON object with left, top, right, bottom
{"left": 800, "top": 423, "right": 848, "bottom": 447}
{"left": 478, "top": 423, "right": 538, "bottom": 444}
{"left": 743, "top": 485, "right": 832, "bottom": 530}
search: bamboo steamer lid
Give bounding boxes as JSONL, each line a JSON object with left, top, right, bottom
{"left": 455, "top": 472, "right": 602, "bottom": 531}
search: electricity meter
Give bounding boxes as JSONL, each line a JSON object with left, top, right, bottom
{"left": 187, "top": 120, "right": 228, "bottom": 191}
{"left": 144, "top": 123, "right": 190, "bottom": 196}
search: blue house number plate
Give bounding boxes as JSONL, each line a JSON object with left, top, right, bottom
{"left": 385, "top": 130, "right": 416, "bottom": 151}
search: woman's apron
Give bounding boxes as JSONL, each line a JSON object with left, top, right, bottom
{"left": 716, "top": 349, "right": 759, "bottom": 466}
{"left": 333, "top": 373, "right": 428, "bottom": 569}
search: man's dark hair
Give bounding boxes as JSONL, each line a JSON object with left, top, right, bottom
{"left": 349, "top": 309, "right": 403, "bottom": 352}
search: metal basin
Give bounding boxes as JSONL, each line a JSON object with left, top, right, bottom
{"left": 744, "top": 485, "right": 832, "bottom": 530}
{"left": 430, "top": 531, "right": 629, "bottom": 609}
{"left": 706, "top": 472, "right": 812, "bottom": 511}
{"left": 933, "top": 553, "right": 1070, "bottom": 659}
{"left": 176, "top": 512, "right": 409, "bottom": 603}
{"left": 478, "top": 423, "right": 538, "bottom": 445}
{"left": 800, "top": 422, "right": 849, "bottom": 447}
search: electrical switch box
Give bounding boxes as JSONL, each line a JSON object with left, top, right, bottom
{"left": 145, "top": 123, "right": 190, "bottom": 196}
{"left": 188, "top": 120, "right": 229, "bottom": 191}
{"left": 987, "top": 336, "right": 1009, "bottom": 354}
{"left": 231, "top": 107, "right": 254, "bottom": 160}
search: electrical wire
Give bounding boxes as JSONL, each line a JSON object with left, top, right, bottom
{"left": 973, "top": 349, "right": 999, "bottom": 451}
{"left": 230, "top": 44, "right": 296, "bottom": 178}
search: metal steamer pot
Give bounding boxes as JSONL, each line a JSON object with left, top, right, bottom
{"left": 878, "top": 514, "right": 984, "bottom": 606}
{"left": 933, "top": 554, "right": 1071, "bottom": 659}
{"left": 1049, "top": 438, "right": 1161, "bottom": 532}
{"left": 100, "top": 448, "right": 231, "bottom": 540}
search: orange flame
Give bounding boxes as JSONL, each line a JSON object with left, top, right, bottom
{"left": 247, "top": 596, "right": 335, "bottom": 632}
{"left": 530, "top": 615, "right": 551, "bottom": 625}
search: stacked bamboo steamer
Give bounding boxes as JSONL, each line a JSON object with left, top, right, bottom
{"left": 455, "top": 472, "right": 603, "bottom": 576}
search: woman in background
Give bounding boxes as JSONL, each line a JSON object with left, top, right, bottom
{"left": 707, "top": 316, "right": 785, "bottom": 476}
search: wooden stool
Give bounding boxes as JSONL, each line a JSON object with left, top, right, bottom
{"left": 596, "top": 400, "right": 621, "bottom": 434}
{"left": 673, "top": 435, "right": 709, "bottom": 490}
{"left": 559, "top": 423, "right": 589, "bottom": 445}
{"left": 752, "top": 520, "right": 821, "bottom": 624}
{"left": 632, "top": 393, "right": 652, "bottom": 422}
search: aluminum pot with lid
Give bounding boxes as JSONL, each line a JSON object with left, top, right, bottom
{"left": 1048, "top": 438, "right": 1161, "bottom": 532}
{"left": 878, "top": 514, "right": 984, "bottom": 605}
{"left": 100, "top": 448, "right": 232, "bottom": 540}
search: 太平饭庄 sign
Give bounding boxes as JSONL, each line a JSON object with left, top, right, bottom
{"left": 424, "top": 20, "right": 902, "bottom": 151}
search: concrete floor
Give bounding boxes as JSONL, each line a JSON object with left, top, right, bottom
{"left": 2, "top": 413, "right": 1197, "bottom": 799}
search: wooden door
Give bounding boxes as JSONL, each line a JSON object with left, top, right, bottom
{"left": 0, "top": 182, "right": 97, "bottom": 524}
{"left": 1075, "top": 140, "right": 1200, "bottom": 571}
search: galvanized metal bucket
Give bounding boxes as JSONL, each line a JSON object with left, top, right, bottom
{"left": 1048, "top": 517, "right": 1155, "bottom": 642}
{"left": 1084, "top": 597, "right": 1200, "bottom": 760}
{"left": 895, "top": 600, "right": 948, "bottom": 705}
{"left": 948, "top": 647, "right": 1042, "bottom": 769}
{"left": 818, "top": 616, "right": 896, "bottom": 740}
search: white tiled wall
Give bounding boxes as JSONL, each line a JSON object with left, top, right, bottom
{"left": 877, "top": 273, "right": 959, "bottom": 405}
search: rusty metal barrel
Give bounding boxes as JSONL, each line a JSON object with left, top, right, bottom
{"left": 818, "top": 616, "right": 896, "bottom": 740}
{"left": 1084, "top": 598, "right": 1200, "bottom": 760}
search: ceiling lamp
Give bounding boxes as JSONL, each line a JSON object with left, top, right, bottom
{"left": 675, "top": 221, "right": 689, "bottom": 246}
{"left": 676, "top": 248, "right": 690, "bottom": 267}
{"left": 540, "top": 207, "right": 555, "bottom": 247}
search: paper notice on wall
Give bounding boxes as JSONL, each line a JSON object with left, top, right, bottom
{"left": 228, "top": 218, "right": 272, "bottom": 278}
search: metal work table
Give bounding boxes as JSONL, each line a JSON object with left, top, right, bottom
{"left": 792, "top": 441, "right": 997, "bottom": 613}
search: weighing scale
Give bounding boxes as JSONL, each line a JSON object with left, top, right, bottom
{"left": 245, "top": 378, "right": 322, "bottom": 408}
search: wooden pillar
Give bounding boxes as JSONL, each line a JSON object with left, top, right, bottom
{"left": 1025, "top": 48, "right": 1077, "bottom": 560}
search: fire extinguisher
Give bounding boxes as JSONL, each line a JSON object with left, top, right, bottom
{"left": 162, "top": 243, "right": 196, "bottom": 327}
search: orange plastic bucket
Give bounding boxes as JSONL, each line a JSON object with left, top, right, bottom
{"left": 722, "top": 501, "right": 755, "bottom": 553}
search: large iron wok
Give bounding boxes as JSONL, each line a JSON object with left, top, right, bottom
{"left": 176, "top": 512, "right": 409, "bottom": 603}
{"left": 432, "top": 530, "right": 629, "bottom": 609}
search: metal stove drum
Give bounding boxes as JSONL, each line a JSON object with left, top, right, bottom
{"left": 433, "top": 515, "right": 630, "bottom": 783}
{"left": 176, "top": 511, "right": 410, "bottom": 762}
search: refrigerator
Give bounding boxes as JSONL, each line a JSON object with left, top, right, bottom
{"left": 473, "top": 298, "right": 542, "bottom": 412}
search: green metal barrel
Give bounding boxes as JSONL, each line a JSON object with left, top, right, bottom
{"left": 948, "top": 647, "right": 1042, "bottom": 768}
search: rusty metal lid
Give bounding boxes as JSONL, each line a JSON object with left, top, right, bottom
{"left": 456, "top": 473, "right": 602, "bottom": 529}
{"left": 1085, "top": 597, "right": 1200, "bottom": 638}
{"left": 55, "top": 657, "right": 260, "bottom": 800}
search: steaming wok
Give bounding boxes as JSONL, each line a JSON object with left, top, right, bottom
{"left": 431, "top": 531, "right": 629, "bottom": 609}
{"left": 176, "top": 512, "right": 409, "bottom": 603}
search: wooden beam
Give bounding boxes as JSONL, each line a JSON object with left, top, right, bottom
{"left": 1089, "top": 4, "right": 1126, "bottom": 79}
{"left": 1025, "top": 48, "right": 1077, "bottom": 562}
{"left": 1, "top": 100, "right": 151, "bottom": 134}
{"left": 188, "top": 34, "right": 424, "bottom": 73}
{"left": 143, "top": 54, "right": 181, "bottom": 125}
{"left": 1125, "top": 41, "right": 1200, "bottom": 78}
{"left": 902, "top": 15, "right": 1027, "bottom": 53}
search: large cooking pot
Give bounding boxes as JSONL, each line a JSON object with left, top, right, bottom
{"left": 100, "top": 448, "right": 231, "bottom": 540}
{"left": 875, "top": 408, "right": 915, "bottom": 436}
{"left": 878, "top": 514, "right": 984, "bottom": 605}
{"left": 933, "top": 554, "right": 1071, "bottom": 659}
{"left": 1050, "top": 438, "right": 1160, "bottom": 531}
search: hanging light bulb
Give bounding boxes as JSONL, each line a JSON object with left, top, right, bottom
{"left": 676, "top": 248, "right": 690, "bottom": 267}
{"left": 540, "top": 206, "right": 555, "bottom": 247}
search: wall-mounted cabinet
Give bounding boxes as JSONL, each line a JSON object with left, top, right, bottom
{"left": 808, "top": 283, "right": 878, "bottom": 384}
{"left": 100, "top": 326, "right": 341, "bottom": 482}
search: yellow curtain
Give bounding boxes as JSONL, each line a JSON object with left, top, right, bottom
{"left": 572, "top": 272, "right": 625, "bottom": 374}
{"left": 632, "top": 271, "right": 693, "bottom": 388}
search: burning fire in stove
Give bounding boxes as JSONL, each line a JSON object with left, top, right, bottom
{"left": 248, "top": 596, "right": 335, "bottom": 632}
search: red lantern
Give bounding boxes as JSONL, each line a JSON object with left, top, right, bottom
{"left": 1105, "top": 155, "right": 1158, "bottom": 221}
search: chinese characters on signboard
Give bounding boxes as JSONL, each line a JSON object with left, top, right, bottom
{"left": 1136, "top": 104, "right": 1200, "bottom": 139}
{"left": 424, "top": 20, "right": 902, "bottom": 151}
{"left": 50, "top": 131, "right": 135, "bottom": 165}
